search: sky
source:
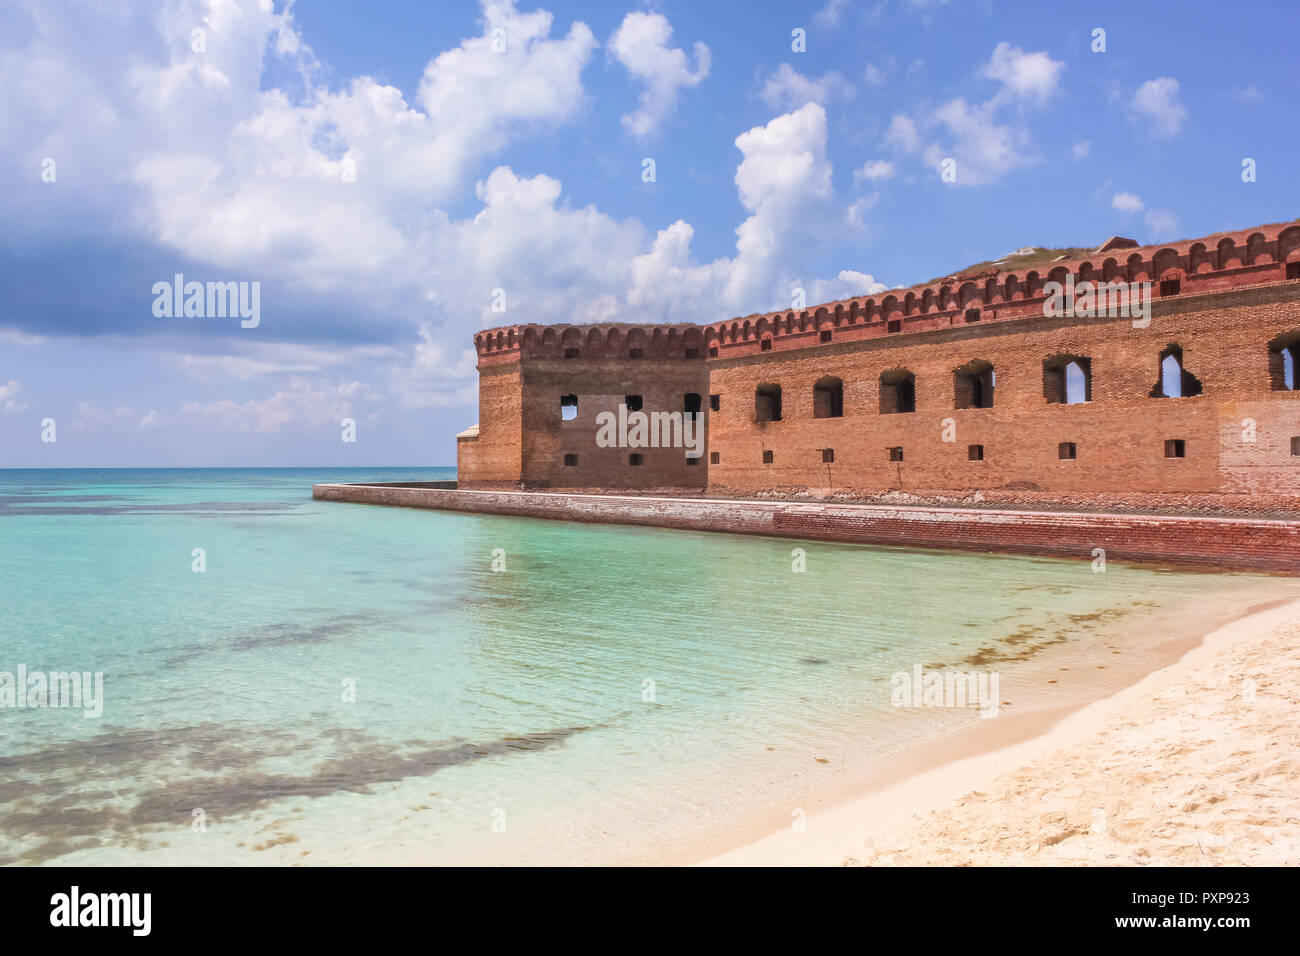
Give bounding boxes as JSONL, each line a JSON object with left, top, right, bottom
{"left": 1, "top": 0, "right": 1296, "bottom": 467}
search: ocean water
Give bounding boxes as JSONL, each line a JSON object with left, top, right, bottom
{"left": 0, "top": 468, "right": 1292, "bottom": 866}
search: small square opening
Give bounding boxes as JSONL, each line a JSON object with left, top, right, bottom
{"left": 1288, "top": 262, "right": 1300, "bottom": 280}
{"left": 625, "top": 395, "right": 643, "bottom": 412}
{"left": 560, "top": 394, "right": 577, "bottom": 421}
{"left": 629, "top": 453, "right": 643, "bottom": 466}
{"left": 888, "top": 446, "right": 904, "bottom": 462}
{"left": 761, "top": 338, "right": 772, "bottom": 351}
{"left": 563, "top": 453, "right": 578, "bottom": 467}
{"left": 686, "top": 455, "right": 701, "bottom": 466}
{"left": 563, "top": 347, "right": 580, "bottom": 359}
{"left": 628, "top": 348, "right": 644, "bottom": 359}
{"left": 709, "top": 394, "right": 720, "bottom": 411}
{"left": 821, "top": 448, "right": 834, "bottom": 463}
{"left": 887, "top": 319, "right": 902, "bottom": 334}
{"left": 968, "top": 444, "right": 984, "bottom": 461}
{"left": 684, "top": 347, "right": 700, "bottom": 359}
{"left": 709, "top": 451, "right": 720, "bottom": 465}
{"left": 1291, "top": 436, "right": 1300, "bottom": 456}
{"left": 1159, "top": 278, "right": 1181, "bottom": 297}
{"left": 762, "top": 450, "right": 773, "bottom": 464}
{"left": 1164, "top": 439, "right": 1186, "bottom": 459}
{"left": 1059, "top": 442, "right": 1077, "bottom": 460}
{"left": 965, "top": 309, "right": 981, "bottom": 324}
{"left": 708, "top": 346, "right": 718, "bottom": 358}
{"left": 819, "top": 330, "right": 832, "bottom": 343}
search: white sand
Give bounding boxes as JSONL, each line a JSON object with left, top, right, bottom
{"left": 703, "top": 597, "right": 1300, "bottom": 866}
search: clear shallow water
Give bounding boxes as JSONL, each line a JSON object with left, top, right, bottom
{"left": 0, "top": 468, "right": 1289, "bottom": 865}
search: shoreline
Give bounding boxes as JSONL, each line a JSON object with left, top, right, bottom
{"left": 697, "top": 593, "right": 1300, "bottom": 866}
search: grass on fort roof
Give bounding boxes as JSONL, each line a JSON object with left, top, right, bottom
{"left": 917, "top": 247, "right": 1097, "bottom": 286}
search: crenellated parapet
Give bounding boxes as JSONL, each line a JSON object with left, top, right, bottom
{"left": 473, "top": 322, "right": 706, "bottom": 366}
{"left": 472, "top": 221, "right": 1300, "bottom": 365}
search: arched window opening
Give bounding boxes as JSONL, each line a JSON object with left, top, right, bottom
{"left": 813, "top": 376, "right": 844, "bottom": 418}
{"left": 1150, "top": 345, "right": 1203, "bottom": 398}
{"left": 1269, "top": 331, "right": 1300, "bottom": 391}
{"left": 954, "top": 360, "right": 995, "bottom": 409}
{"left": 755, "top": 383, "right": 782, "bottom": 423}
{"left": 880, "top": 369, "right": 916, "bottom": 414}
{"left": 1043, "top": 355, "right": 1092, "bottom": 404}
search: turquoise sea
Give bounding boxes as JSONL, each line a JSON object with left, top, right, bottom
{"left": 1, "top": 468, "right": 1293, "bottom": 865}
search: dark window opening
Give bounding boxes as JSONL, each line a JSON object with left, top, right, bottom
{"left": 563, "top": 453, "right": 578, "bottom": 467}
{"left": 761, "top": 338, "right": 772, "bottom": 351}
{"left": 684, "top": 347, "right": 700, "bottom": 359}
{"left": 965, "top": 308, "right": 981, "bottom": 324}
{"left": 755, "top": 383, "right": 782, "bottom": 423}
{"left": 887, "top": 319, "right": 902, "bottom": 334}
{"left": 813, "top": 376, "right": 844, "bottom": 418}
{"left": 564, "top": 347, "right": 580, "bottom": 359}
{"left": 629, "top": 453, "right": 644, "bottom": 466}
{"left": 880, "top": 369, "right": 916, "bottom": 414}
{"left": 625, "top": 394, "right": 643, "bottom": 412}
{"left": 628, "top": 348, "right": 644, "bottom": 359}
{"left": 1159, "top": 278, "right": 1181, "bottom": 297}
{"left": 708, "top": 346, "right": 718, "bottom": 358}
{"left": 762, "top": 450, "right": 774, "bottom": 464}
{"left": 709, "top": 394, "right": 721, "bottom": 411}
{"left": 1043, "top": 355, "right": 1092, "bottom": 404}
{"left": 1150, "top": 345, "right": 1203, "bottom": 398}
{"left": 954, "top": 360, "right": 996, "bottom": 409}
{"left": 968, "top": 444, "right": 984, "bottom": 461}
{"left": 821, "top": 448, "right": 834, "bottom": 463}
{"left": 1292, "top": 437, "right": 1300, "bottom": 457}
{"left": 686, "top": 455, "right": 701, "bottom": 466}
{"left": 1164, "top": 439, "right": 1186, "bottom": 459}
{"left": 1059, "top": 442, "right": 1077, "bottom": 460}
{"left": 1269, "top": 332, "right": 1300, "bottom": 390}
{"left": 1288, "top": 262, "right": 1300, "bottom": 280}
{"left": 683, "top": 393, "right": 702, "bottom": 417}
{"left": 819, "top": 330, "right": 832, "bottom": 343}
{"left": 710, "top": 451, "right": 720, "bottom": 465}
{"left": 560, "top": 394, "right": 578, "bottom": 421}
{"left": 888, "top": 446, "right": 904, "bottom": 462}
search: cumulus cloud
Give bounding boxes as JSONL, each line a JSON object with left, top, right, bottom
{"left": 886, "top": 42, "right": 1064, "bottom": 185}
{"left": 759, "top": 63, "right": 853, "bottom": 112}
{"left": 814, "top": 0, "right": 851, "bottom": 28}
{"left": 1112, "top": 191, "right": 1144, "bottom": 213}
{"left": 0, "top": 379, "right": 27, "bottom": 412}
{"left": 609, "top": 11, "right": 709, "bottom": 138}
{"left": 180, "top": 378, "right": 379, "bottom": 434}
{"left": 1131, "top": 77, "right": 1187, "bottom": 138}
{"left": 854, "top": 160, "right": 895, "bottom": 182}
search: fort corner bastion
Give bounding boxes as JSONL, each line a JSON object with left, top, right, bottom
{"left": 316, "top": 219, "right": 1300, "bottom": 571}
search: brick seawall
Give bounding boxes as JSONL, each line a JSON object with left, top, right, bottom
{"left": 312, "top": 482, "right": 1300, "bottom": 572}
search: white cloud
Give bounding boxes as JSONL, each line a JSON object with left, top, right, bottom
{"left": 980, "top": 42, "right": 1064, "bottom": 107}
{"left": 1145, "top": 209, "right": 1179, "bottom": 241}
{"left": 1072, "top": 140, "right": 1091, "bottom": 160}
{"left": 806, "top": 270, "right": 889, "bottom": 304}
{"left": 0, "top": 380, "right": 27, "bottom": 412}
{"left": 1112, "top": 191, "right": 1144, "bottom": 213}
{"left": 814, "top": 0, "right": 851, "bottom": 28}
{"left": 854, "top": 159, "right": 895, "bottom": 182}
{"left": 73, "top": 404, "right": 138, "bottom": 430}
{"left": 863, "top": 63, "right": 886, "bottom": 86}
{"left": 885, "top": 43, "right": 1063, "bottom": 186}
{"left": 609, "top": 11, "right": 709, "bottom": 138}
{"left": 180, "top": 378, "right": 379, "bottom": 434}
{"left": 759, "top": 63, "right": 853, "bottom": 112}
{"left": 1131, "top": 77, "right": 1187, "bottom": 138}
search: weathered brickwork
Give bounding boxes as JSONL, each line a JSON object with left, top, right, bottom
{"left": 460, "top": 220, "right": 1300, "bottom": 509}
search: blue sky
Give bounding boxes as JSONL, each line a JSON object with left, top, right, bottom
{"left": 1, "top": 0, "right": 1295, "bottom": 467}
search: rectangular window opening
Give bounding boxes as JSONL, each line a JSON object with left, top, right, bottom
{"left": 563, "top": 453, "right": 578, "bottom": 467}
{"left": 887, "top": 319, "right": 902, "bottom": 334}
{"left": 625, "top": 394, "right": 643, "bottom": 412}
{"left": 888, "top": 446, "right": 904, "bottom": 462}
{"left": 761, "top": 338, "right": 772, "bottom": 351}
{"left": 628, "top": 348, "right": 644, "bottom": 359}
{"left": 965, "top": 308, "right": 981, "bottom": 324}
{"left": 709, "top": 394, "right": 721, "bottom": 411}
{"left": 684, "top": 347, "right": 700, "bottom": 359}
{"left": 968, "top": 444, "right": 984, "bottom": 461}
{"left": 821, "top": 448, "right": 834, "bottom": 463}
{"left": 1059, "top": 442, "right": 1077, "bottom": 460}
{"left": 1164, "top": 438, "right": 1186, "bottom": 459}
{"left": 708, "top": 346, "right": 719, "bottom": 358}
{"left": 563, "top": 347, "right": 580, "bottom": 359}
{"left": 709, "top": 451, "right": 720, "bottom": 465}
{"left": 629, "top": 453, "right": 644, "bottom": 466}
{"left": 1288, "top": 262, "right": 1300, "bottom": 280}
{"left": 1159, "top": 278, "right": 1181, "bottom": 297}
{"left": 762, "top": 450, "right": 774, "bottom": 464}
{"left": 560, "top": 394, "right": 578, "bottom": 421}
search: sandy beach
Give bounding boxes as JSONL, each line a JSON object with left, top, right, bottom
{"left": 704, "top": 595, "right": 1300, "bottom": 866}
